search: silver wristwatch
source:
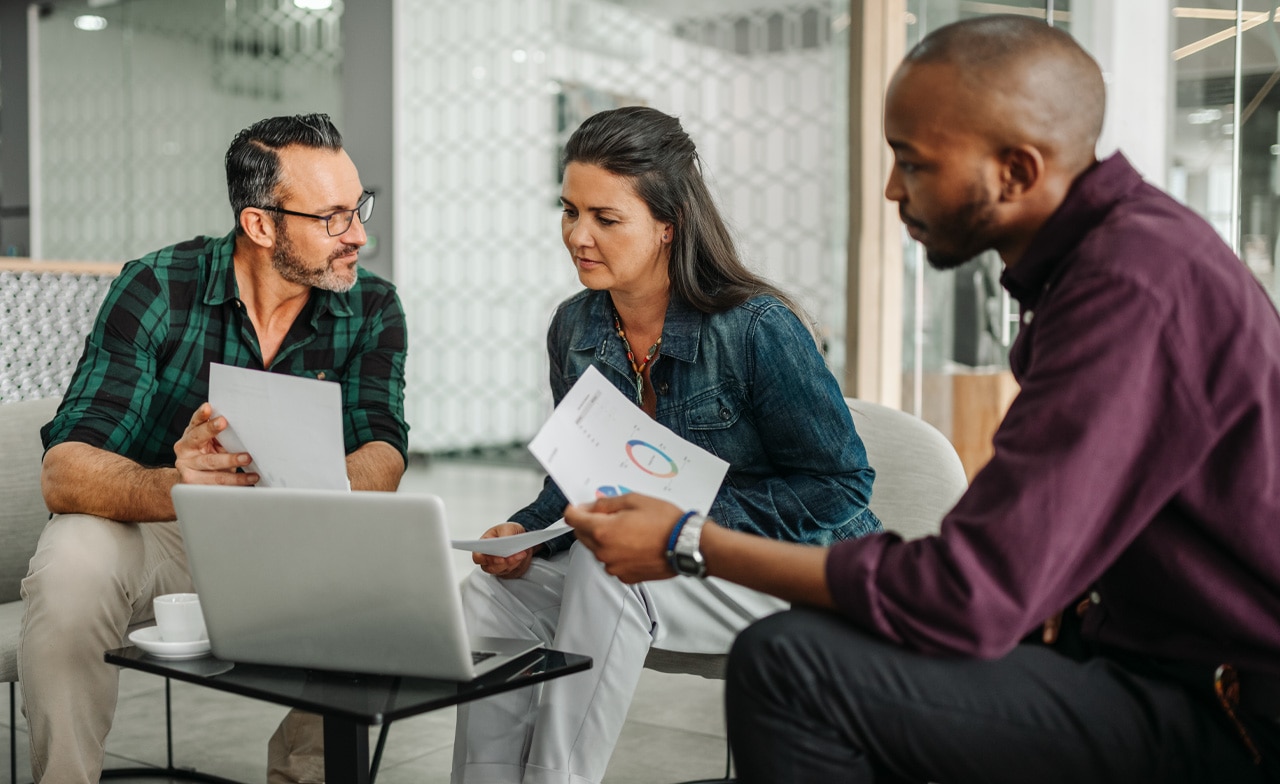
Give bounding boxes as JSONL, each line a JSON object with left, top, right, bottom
{"left": 670, "top": 514, "right": 708, "bottom": 578}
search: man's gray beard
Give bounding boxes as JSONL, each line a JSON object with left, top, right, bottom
{"left": 272, "top": 231, "right": 357, "bottom": 293}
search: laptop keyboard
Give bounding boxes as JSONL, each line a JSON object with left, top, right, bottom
{"left": 472, "top": 650, "right": 497, "bottom": 665}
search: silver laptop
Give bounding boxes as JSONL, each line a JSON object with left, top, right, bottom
{"left": 171, "top": 485, "right": 542, "bottom": 680}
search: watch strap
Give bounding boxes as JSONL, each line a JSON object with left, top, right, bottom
{"left": 670, "top": 513, "right": 708, "bottom": 578}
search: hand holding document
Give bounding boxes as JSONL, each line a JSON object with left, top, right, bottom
{"left": 454, "top": 367, "right": 729, "bottom": 557}
{"left": 528, "top": 366, "right": 729, "bottom": 512}
{"left": 451, "top": 521, "right": 572, "bottom": 557}
{"left": 207, "top": 363, "right": 349, "bottom": 491}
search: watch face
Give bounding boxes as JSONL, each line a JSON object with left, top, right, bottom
{"left": 672, "top": 515, "right": 707, "bottom": 577}
{"left": 675, "top": 551, "right": 706, "bottom": 578}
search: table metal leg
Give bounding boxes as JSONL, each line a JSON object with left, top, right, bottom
{"left": 323, "top": 714, "right": 370, "bottom": 784}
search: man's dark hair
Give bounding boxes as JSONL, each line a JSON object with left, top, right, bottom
{"left": 904, "top": 15, "right": 1105, "bottom": 170}
{"left": 225, "top": 113, "right": 344, "bottom": 234}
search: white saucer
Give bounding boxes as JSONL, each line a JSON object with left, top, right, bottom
{"left": 128, "top": 626, "right": 212, "bottom": 660}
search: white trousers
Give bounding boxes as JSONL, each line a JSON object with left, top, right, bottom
{"left": 451, "top": 541, "right": 786, "bottom": 784}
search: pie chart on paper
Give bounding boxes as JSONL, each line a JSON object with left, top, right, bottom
{"left": 626, "top": 439, "right": 679, "bottom": 478}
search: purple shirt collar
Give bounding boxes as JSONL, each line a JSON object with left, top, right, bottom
{"left": 1000, "top": 153, "right": 1146, "bottom": 309}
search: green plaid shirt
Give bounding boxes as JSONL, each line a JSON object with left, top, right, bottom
{"left": 42, "top": 231, "right": 409, "bottom": 467}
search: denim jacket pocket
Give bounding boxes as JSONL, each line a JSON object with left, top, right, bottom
{"left": 685, "top": 389, "right": 761, "bottom": 465}
{"left": 686, "top": 390, "right": 743, "bottom": 430}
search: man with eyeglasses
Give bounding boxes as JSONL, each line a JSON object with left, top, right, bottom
{"left": 19, "top": 113, "right": 408, "bottom": 784}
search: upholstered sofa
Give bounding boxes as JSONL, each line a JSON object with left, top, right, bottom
{"left": 1, "top": 397, "right": 60, "bottom": 783}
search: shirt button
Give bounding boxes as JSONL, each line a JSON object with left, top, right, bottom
{"left": 657, "top": 382, "right": 670, "bottom": 396}
{"left": 1089, "top": 590, "right": 1102, "bottom": 605}
{"left": 1023, "top": 310, "right": 1035, "bottom": 325}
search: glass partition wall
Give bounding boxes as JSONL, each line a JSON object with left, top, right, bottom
{"left": 28, "top": 0, "right": 851, "bottom": 456}
{"left": 22, "top": 1, "right": 1275, "bottom": 460}
{"left": 32, "top": 0, "right": 343, "bottom": 262}
{"left": 1171, "top": 2, "right": 1280, "bottom": 304}
{"left": 395, "top": 0, "right": 853, "bottom": 452}
{"left": 898, "top": 0, "right": 1068, "bottom": 475}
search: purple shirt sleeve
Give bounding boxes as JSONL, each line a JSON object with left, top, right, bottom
{"left": 826, "top": 268, "right": 1204, "bottom": 658}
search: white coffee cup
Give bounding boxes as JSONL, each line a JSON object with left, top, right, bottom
{"left": 153, "top": 593, "right": 207, "bottom": 643}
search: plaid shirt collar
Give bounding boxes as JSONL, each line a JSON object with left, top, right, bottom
{"left": 201, "top": 230, "right": 356, "bottom": 320}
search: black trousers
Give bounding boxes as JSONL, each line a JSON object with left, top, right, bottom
{"left": 725, "top": 608, "right": 1279, "bottom": 784}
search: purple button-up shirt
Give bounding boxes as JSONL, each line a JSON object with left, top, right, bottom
{"left": 827, "top": 153, "right": 1280, "bottom": 674}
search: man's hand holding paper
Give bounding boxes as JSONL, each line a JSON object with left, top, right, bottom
{"left": 173, "top": 401, "right": 259, "bottom": 486}
{"left": 206, "top": 363, "right": 350, "bottom": 491}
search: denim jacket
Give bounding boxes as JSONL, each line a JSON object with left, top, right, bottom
{"left": 512, "top": 289, "right": 880, "bottom": 555}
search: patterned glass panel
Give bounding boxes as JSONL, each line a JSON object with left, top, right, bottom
{"left": 898, "top": 1, "right": 1059, "bottom": 472}
{"left": 397, "top": 0, "right": 850, "bottom": 452}
{"left": 36, "top": 0, "right": 344, "bottom": 263}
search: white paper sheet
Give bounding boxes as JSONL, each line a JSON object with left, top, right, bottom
{"left": 526, "top": 365, "right": 728, "bottom": 514}
{"left": 207, "top": 363, "right": 349, "bottom": 491}
{"left": 451, "top": 521, "right": 573, "bottom": 557}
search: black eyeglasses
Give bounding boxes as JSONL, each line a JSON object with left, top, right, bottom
{"left": 258, "top": 190, "right": 375, "bottom": 236}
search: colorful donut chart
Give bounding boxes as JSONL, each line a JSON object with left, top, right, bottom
{"left": 625, "top": 439, "right": 678, "bottom": 478}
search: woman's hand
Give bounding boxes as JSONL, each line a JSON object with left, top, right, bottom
{"left": 473, "top": 522, "right": 538, "bottom": 579}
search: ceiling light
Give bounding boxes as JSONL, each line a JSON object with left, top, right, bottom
{"left": 1188, "top": 109, "right": 1223, "bottom": 125}
{"left": 73, "top": 15, "right": 108, "bottom": 31}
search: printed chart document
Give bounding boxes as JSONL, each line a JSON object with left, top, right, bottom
{"left": 208, "top": 363, "right": 349, "bottom": 491}
{"left": 533, "top": 365, "right": 728, "bottom": 510}
{"left": 453, "top": 366, "right": 728, "bottom": 557}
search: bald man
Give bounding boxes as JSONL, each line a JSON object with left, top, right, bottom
{"left": 562, "top": 15, "right": 1280, "bottom": 784}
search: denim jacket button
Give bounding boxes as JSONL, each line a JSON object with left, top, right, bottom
{"left": 657, "top": 382, "right": 670, "bottom": 395}
{"left": 719, "top": 407, "right": 731, "bottom": 421}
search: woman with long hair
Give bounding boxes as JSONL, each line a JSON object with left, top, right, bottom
{"left": 452, "top": 106, "right": 879, "bottom": 784}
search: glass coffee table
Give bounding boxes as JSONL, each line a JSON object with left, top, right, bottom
{"left": 105, "top": 645, "right": 590, "bottom": 784}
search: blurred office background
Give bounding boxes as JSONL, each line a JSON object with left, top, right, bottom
{"left": 1, "top": 0, "right": 1278, "bottom": 472}
{"left": 3, "top": 2, "right": 1279, "bottom": 779}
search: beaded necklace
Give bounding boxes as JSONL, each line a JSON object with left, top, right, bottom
{"left": 613, "top": 309, "right": 662, "bottom": 404}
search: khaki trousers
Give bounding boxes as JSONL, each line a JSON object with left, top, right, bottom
{"left": 18, "top": 512, "right": 317, "bottom": 784}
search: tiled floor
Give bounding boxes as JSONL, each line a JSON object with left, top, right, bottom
{"left": 1, "top": 459, "right": 731, "bottom": 784}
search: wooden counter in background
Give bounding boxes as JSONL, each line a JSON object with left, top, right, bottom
{"left": 950, "top": 371, "right": 1018, "bottom": 480}
{"left": 918, "top": 369, "right": 1019, "bottom": 481}
{"left": 0, "top": 259, "right": 124, "bottom": 275}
